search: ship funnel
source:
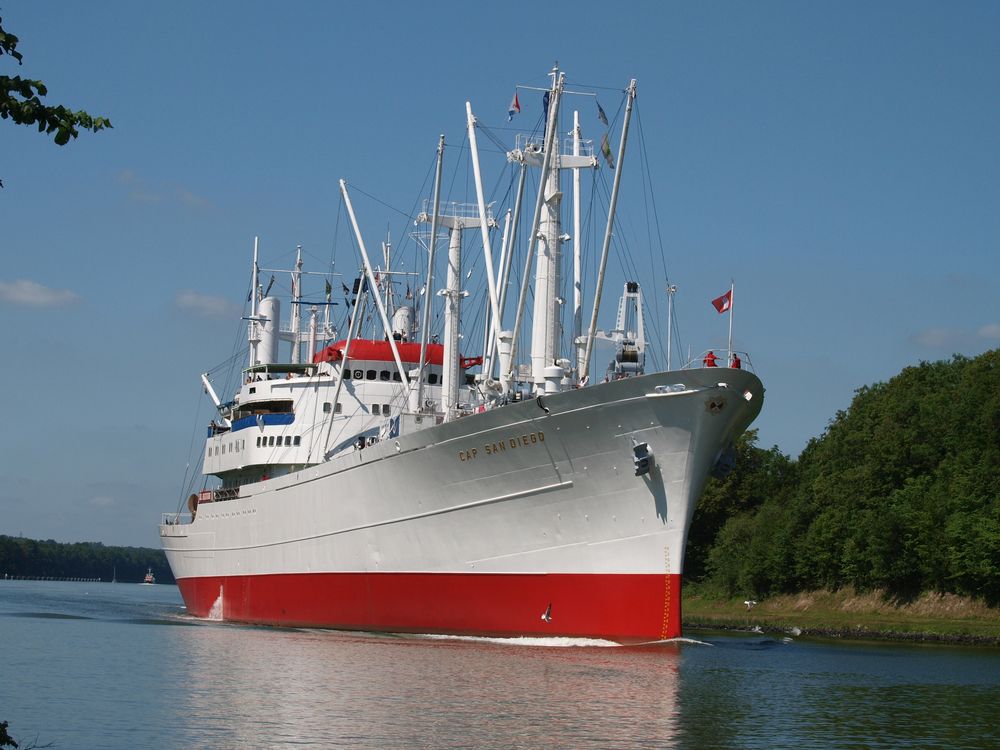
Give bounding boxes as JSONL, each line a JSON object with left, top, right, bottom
{"left": 258, "top": 297, "right": 281, "bottom": 365}
{"left": 392, "top": 305, "right": 415, "bottom": 341}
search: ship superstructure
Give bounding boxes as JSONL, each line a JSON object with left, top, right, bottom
{"left": 160, "top": 68, "right": 763, "bottom": 642}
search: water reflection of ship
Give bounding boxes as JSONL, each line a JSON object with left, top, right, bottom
{"left": 170, "top": 625, "right": 681, "bottom": 747}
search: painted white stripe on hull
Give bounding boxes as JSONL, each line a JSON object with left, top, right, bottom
{"left": 467, "top": 529, "right": 673, "bottom": 565}
{"left": 182, "top": 479, "right": 574, "bottom": 553}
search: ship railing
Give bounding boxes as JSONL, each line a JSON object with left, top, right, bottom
{"left": 680, "top": 349, "right": 757, "bottom": 375}
{"left": 420, "top": 199, "right": 491, "bottom": 222}
{"left": 161, "top": 512, "right": 193, "bottom": 527}
{"left": 209, "top": 487, "right": 240, "bottom": 502}
{"left": 514, "top": 133, "right": 545, "bottom": 154}
{"left": 560, "top": 136, "right": 594, "bottom": 157}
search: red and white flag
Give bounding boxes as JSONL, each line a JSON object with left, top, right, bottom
{"left": 712, "top": 289, "right": 732, "bottom": 314}
{"left": 508, "top": 91, "right": 521, "bottom": 121}
{"left": 507, "top": 89, "right": 521, "bottom": 122}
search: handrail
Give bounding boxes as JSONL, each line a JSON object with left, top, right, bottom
{"left": 681, "top": 349, "right": 757, "bottom": 374}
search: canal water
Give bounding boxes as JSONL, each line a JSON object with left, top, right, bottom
{"left": 1, "top": 580, "right": 997, "bottom": 749}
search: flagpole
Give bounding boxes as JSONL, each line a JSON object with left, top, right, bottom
{"left": 727, "top": 280, "right": 734, "bottom": 364}
{"left": 666, "top": 283, "right": 676, "bottom": 371}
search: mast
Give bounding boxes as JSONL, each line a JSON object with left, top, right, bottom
{"left": 727, "top": 280, "right": 734, "bottom": 363}
{"left": 508, "top": 68, "right": 565, "bottom": 386}
{"left": 421, "top": 206, "right": 479, "bottom": 419}
{"left": 530, "top": 68, "right": 566, "bottom": 389}
{"left": 248, "top": 236, "right": 260, "bottom": 367}
{"left": 291, "top": 245, "right": 303, "bottom": 363}
{"left": 414, "top": 135, "right": 445, "bottom": 413}
{"left": 382, "top": 232, "right": 393, "bottom": 316}
{"left": 483, "top": 208, "right": 512, "bottom": 374}
{"left": 441, "top": 224, "right": 465, "bottom": 418}
{"left": 318, "top": 269, "right": 366, "bottom": 462}
{"left": 308, "top": 305, "right": 318, "bottom": 367}
{"left": 466, "top": 102, "right": 503, "bottom": 378}
{"left": 581, "top": 78, "right": 637, "bottom": 381}
{"left": 339, "top": 179, "right": 411, "bottom": 390}
{"left": 572, "top": 110, "right": 584, "bottom": 382}
{"left": 487, "top": 163, "right": 526, "bottom": 384}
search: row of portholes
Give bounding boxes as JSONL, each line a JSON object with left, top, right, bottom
{"left": 345, "top": 368, "right": 439, "bottom": 385}
{"left": 207, "top": 434, "right": 301, "bottom": 459}
{"left": 256, "top": 435, "right": 302, "bottom": 448}
{"left": 210, "top": 439, "right": 246, "bottom": 458}
{"left": 322, "top": 402, "right": 391, "bottom": 416}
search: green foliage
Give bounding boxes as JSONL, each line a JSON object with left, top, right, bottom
{"left": 687, "top": 349, "right": 1000, "bottom": 605}
{"left": 0, "top": 721, "right": 16, "bottom": 749}
{"left": 0, "top": 535, "right": 173, "bottom": 584}
{"left": 0, "top": 15, "right": 111, "bottom": 151}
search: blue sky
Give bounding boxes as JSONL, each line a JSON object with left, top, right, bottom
{"left": 2, "top": 1, "right": 998, "bottom": 547}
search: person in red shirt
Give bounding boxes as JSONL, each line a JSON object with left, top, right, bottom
{"left": 704, "top": 351, "right": 718, "bottom": 367}
{"left": 731, "top": 353, "right": 741, "bottom": 369}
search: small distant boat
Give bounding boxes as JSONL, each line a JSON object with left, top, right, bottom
{"left": 141, "top": 568, "right": 155, "bottom": 585}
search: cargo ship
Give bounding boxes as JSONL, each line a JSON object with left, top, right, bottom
{"left": 160, "top": 68, "right": 763, "bottom": 642}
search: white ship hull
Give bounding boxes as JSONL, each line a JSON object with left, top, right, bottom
{"left": 161, "top": 367, "right": 762, "bottom": 642}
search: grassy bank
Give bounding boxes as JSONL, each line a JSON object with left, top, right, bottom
{"left": 682, "top": 588, "right": 1000, "bottom": 644}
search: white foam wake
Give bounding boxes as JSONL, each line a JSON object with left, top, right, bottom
{"left": 415, "top": 633, "right": 621, "bottom": 648}
{"left": 205, "top": 586, "right": 224, "bottom": 621}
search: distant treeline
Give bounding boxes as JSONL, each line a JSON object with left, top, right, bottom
{"left": 0, "top": 536, "right": 173, "bottom": 584}
{"left": 685, "top": 348, "right": 1000, "bottom": 605}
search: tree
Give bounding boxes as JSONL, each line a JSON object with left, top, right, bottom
{"left": 0, "top": 14, "right": 111, "bottom": 183}
{"left": 0, "top": 721, "right": 16, "bottom": 749}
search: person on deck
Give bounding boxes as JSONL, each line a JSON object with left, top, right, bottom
{"left": 703, "top": 351, "right": 718, "bottom": 367}
{"left": 731, "top": 353, "right": 741, "bottom": 369}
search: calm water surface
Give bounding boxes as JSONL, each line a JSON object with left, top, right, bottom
{"left": 1, "top": 580, "right": 998, "bottom": 749}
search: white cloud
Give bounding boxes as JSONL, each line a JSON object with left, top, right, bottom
{"left": 911, "top": 327, "right": 967, "bottom": 349}
{"left": 117, "top": 169, "right": 212, "bottom": 210}
{"left": 976, "top": 323, "right": 1000, "bottom": 341}
{"left": 175, "top": 290, "right": 240, "bottom": 319}
{"left": 912, "top": 324, "right": 1000, "bottom": 349}
{"left": 0, "top": 279, "right": 81, "bottom": 307}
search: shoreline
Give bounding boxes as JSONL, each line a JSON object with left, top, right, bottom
{"left": 682, "top": 588, "right": 1000, "bottom": 647}
{"left": 683, "top": 620, "right": 1000, "bottom": 647}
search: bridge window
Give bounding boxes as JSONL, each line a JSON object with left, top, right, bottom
{"left": 354, "top": 369, "right": 363, "bottom": 379}
{"left": 372, "top": 404, "right": 381, "bottom": 415}
{"left": 323, "top": 402, "right": 332, "bottom": 413}
{"left": 428, "top": 373, "right": 439, "bottom": 385}
{"left": 380, "top": 370, "right": 390, "bottom": 381}
{"left": 366, "top": 369, "right": 376, "bottom": 380}
{"left": 383, "top": 404, "right": 390, "bottom": 415}
{"left": 335, "top": 402, "right": 342, "bottom": 414}
{"left": 293, "top": 436, "right": 301, "bottom": 446}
